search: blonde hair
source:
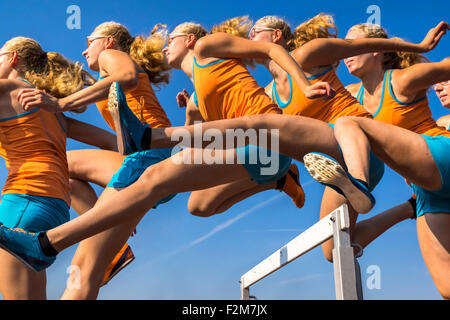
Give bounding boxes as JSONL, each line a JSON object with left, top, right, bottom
{"left": 94, "top": 21, "right": 171, "bottom": 86}
{"left": 4, "top": 37, "right": 94, "bottom": 113}
{"left": 210, "top": 16, "right": 252, "bottom": 38}
{"left": 293, "top": 13, "right": 337, "bottom": 48}
{"left": 255, "top": 16, "right": 295, "bottom": 51}
{"left": 210, "top": 16, "right": 255, "bottom": 68}
{"left": 173, "top": 22, "right": 208, "bottom": 40}
{"left": 349, "top": 23, "right": 429, "bottom": 69}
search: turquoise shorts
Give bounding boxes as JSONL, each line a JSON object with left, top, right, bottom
{"left": 0, "top": 194, "right": 70, "bottom": 232}
{"left": 328, "top": 123, "right": 385, "bottom": 192}
{"left": 107, "top": 148, "right": 177, "bottom": 209}
{"left": 411, "top": 135, "right": 450, "bottom": 217}
{"left": 236, "top": 145, "right": 292, "bottom": 185}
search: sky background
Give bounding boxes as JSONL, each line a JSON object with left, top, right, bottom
{"left": 0, "top": 0, "right": 449, "bottom": 300}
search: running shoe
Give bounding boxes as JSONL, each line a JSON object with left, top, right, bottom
{"left": 101, "top": 243, "right": 135, "bottom": 287}
{"left": 303, "top": 152, "right": 375, "bottom": 213}
{"left": 0, "top": 224, "right": 55, "bottom": 272}
{"left": 277, "top": 163, "right": 305, "bottom": 208}
{"left": 108, "top": 82, "right": 150, "bottom": 155}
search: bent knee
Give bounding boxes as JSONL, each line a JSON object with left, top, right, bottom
{"left": 187, "top": 202, "right": 216, "bottom": 218}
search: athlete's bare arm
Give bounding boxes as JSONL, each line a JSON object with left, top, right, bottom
{"left": 292, "top": 21, "right": 449, "bottom": 70}
{"left": 194, "top": 32, "right": 334, "bottom": 100}
{"left": 64, "top": 115, "right": 118, "bottom": 151}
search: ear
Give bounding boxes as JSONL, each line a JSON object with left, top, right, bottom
{"left": 272, "top": 29, "right": 283, "bottom": 44}
{"left": 9, "top": 51, "right": 19, "bottom": 68}
{"left": 105, "top": 36, "right": 116, "bottom": 49}
{"left": 186, "top": 34, "right": 197, "bottom": 49}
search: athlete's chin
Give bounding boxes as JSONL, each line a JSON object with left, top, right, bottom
{"left": 441, "top": 97, "right": 450, "bottom": 109}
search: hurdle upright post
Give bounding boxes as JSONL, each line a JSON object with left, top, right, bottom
{"left": 332, "top": 204, "right": 363, "bottom": 300}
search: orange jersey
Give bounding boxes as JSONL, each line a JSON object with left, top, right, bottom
{"left": 0, "top": 108, "right": 71, "bottom": 205}
{"left": 356, "top": 69, "right": 450, "bottom": 138}
{"left": 193, "top": 57, "right": 281, "bottom": 121}
{"left": 272, "top": 67, "right": 372, "bottom": 123}
{"left": 96, "top": 71, "right": 171, "bottom": 130}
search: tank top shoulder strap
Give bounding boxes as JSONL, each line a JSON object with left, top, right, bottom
{"left": 370, "top": 69, "right": 390, "bottom": 118}
{"left": 272, "top": 74, "right": 293, "bottom": 109}
{"left": 386, "top": 69, "right": 427, "bottom": 106}
{"left": 306, "top": 66, "right": 333, "bottom": 80}
{"left": 17, "top": 78, "right": 67, "bottom": 133}
{"left": 18, "top": 79, "right": 34, "bottom": 87}
{"left": 356, "top": 83, "right": 364, "bottom": 104}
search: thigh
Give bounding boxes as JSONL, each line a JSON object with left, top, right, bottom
{"left": 189, "top": 179, "right": 259, "bottom": 213}
{"left": 67, "top": 149, "right": 126, "bottom": 187}
{"left": 0, "top": 249, "right": 47, "bottom": 300}
{"left": 417, "top": 213, "right": 450, "bottom": 298}
{"left": 344, "top": 117, "right": 441, "bottom": 190}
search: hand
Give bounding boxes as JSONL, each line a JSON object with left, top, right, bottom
{"left": 419, "top": 21, "right": 449, "bottom": 52}
{"left": 176, "top": 89, "right": 190, "bottom": 108}
{"left": 304, "top": 82, "right": 336, "bottom": 100}
{"left": 17, "top": 88, "right": 63, "bottom": 112}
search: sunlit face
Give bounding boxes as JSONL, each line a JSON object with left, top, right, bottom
{"left": 82, "top": 31, "right": 109, "bottom": 71}
{"left": 249, "top": 22, "right": 276, "bottom": 65}
{"left": 163, "top": 32, "right": 189, "bottom": 69}
{"left": 434, "top": 81, "right": 450, "bottom": 109}
{"left": 0, "top": 46, "right": 14, "bottom": 79}
{"left": 249, "top": 22, "right": 275, "bottom": 43}
{"left": 344, "top": 28, "right": 379, "bottom": 78}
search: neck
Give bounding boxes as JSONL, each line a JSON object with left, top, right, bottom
{"left": 359, "top": 65, "right": 386, "bottom": 94}
{"left": 180, "top": 51, "right": 195, "bottom": 83}
{"left": 7, "top": 69, "right": 22, "bottom": 80}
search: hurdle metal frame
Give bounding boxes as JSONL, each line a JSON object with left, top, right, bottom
{"left": 239, "top": 204, "right": 363, "bottom": 300}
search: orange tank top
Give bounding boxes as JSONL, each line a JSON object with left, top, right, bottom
{"left": 0, "top": 108, "right": 71, "bottom": 205}
{"left": 356, "top": 69, "right": 450, "bottom": 137}
{"left": 272, "top": 66, "right": 372, "bottom": 123}
{"left": 96, "top": 71, "right": 171, "bottom": 130}
{"left": 193, "top": 57, "right": 281, "bottom": 121}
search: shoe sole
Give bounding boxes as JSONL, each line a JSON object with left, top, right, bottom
{"left": 108, "top": 82, "right": 126, "bottom": 155}
{"left": 303, "top": 153, "right": 373, "bottom": 213}
{"left": 100, "top": 255, "right": 135, "bottom": 287}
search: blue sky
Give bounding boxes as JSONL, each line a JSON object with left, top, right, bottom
{"left": 0, "top": 0, "right": 448, "bottom": 300}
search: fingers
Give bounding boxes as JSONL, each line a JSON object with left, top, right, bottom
{"left": 17, "top": 89, "right": 44, "bottom": 111}
{"left": 176, "top": 89, "right": 191, "bottom": 108}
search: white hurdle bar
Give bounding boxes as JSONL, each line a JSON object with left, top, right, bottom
{"left": 239, "top": 204, "right": 363, "bottom": 300}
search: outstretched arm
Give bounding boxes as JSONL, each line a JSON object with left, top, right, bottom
{"left": 294, "top": 21, "right": 449, "bottom": 70}
{"left": 65, "top": 115, "right": 118, "bottom": 151}
{"left": 18, "top": 49, "right": 139, "bottom": 113}
{"left": 393, "top": 58, "right": 450, "bottom": 96}
{"left": 194, "top": 32, "right": 334, "bottom": 100}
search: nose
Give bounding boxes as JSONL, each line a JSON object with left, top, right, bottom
{"left": 162, "top": 46, "right": 168, "bottom": 54}
{"left": 82, "top": 48, "right": 88, "bottom": 57}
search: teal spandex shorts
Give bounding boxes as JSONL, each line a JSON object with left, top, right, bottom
{"left": 0, "top": 194, "right": 70, "bottom": 232}
{"left": 411, "top": 135, "right": 450, "bottom": 217}
{"left": 107, "top": 148, "right": 177, "bottom": 209}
